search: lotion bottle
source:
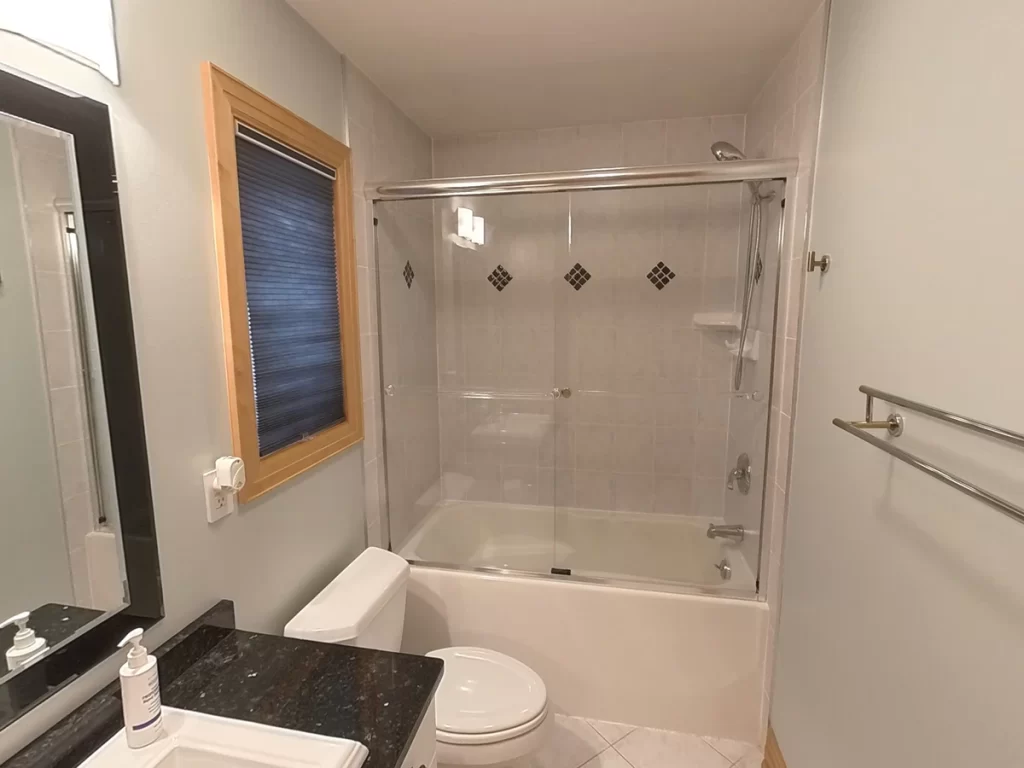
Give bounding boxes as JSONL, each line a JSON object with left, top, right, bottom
{"left": 118, "top": 628, "right": 163, "bottom": 748}
{"left": 0, "top": 612, "right": 48, "bottom": 671}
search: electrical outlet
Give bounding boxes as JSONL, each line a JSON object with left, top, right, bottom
{"left": 204, "top": 469, "right": 236, "bottom": 523}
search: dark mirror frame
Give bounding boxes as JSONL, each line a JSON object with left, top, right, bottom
{"left": 0, "top": 67, "right": 163, "bottom": 729}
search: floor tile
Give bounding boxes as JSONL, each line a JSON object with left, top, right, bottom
{"left": 614, "top": 727, "right": 733, "bottom": 768}
{"left": 728, "top": 756, "right": 763, "bottom": 768}
{"left": 701, "top": 736, "right": 761, "bottom": 764}
{"left": 528, "top": 715, "right": 610, "bottom": 768}
{"left": 580, "top": 746, "right": 635, "bottom": 768}
{"left": 586, "top": 719, "right": 637, "bottom": 746}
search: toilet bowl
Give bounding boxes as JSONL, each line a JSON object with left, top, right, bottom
{"left": 428, "top": 646, "right": 550, "bottom": 766}
{"left": 284, "top": 548, "right": 549, "bottom": 767}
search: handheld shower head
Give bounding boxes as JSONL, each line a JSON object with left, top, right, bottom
{"left": 711, "top": 141, "right": 747, "bottom": 162}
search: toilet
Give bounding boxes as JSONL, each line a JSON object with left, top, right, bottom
{"left": 284, "top": 547, "right": 550, "bottom": 767}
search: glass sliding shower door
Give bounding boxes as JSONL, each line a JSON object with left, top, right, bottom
{"left": 375, "top": 176, "right": 786, "bottom": 596}
{"left": 377, "top": 193, "right": 566, "bottom": 576}
{"left": 551, "top": 181, "right": 782, "bottom": 591}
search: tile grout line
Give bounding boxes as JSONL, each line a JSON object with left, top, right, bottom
{"left": 701, "top": 736, "right": 734, "bottom": 763}
{"left": 582, "top": 719, "right": 637, "bottom": 750}
{"left": 700, "top": 735, "right": 762, "bottom": 767}
{"left": 609, "top": 743, "right": 639, "bottom": 768}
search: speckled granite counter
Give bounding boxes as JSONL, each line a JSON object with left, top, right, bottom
{"left": 6, "top": 601, "right": 443, "bottom": 768}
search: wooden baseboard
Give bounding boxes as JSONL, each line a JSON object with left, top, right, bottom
{"left": 763, "top": 725, "right": 787, "bottom": 768}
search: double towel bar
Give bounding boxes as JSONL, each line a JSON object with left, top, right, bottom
{"left": 834, "top": 386, "right": 1024, "bottom": 525}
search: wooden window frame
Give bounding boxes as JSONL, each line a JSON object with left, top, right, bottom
{"left": 201, "top": 63, "right": 362, "bottom": 503}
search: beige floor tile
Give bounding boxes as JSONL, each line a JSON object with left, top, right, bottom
{"left": 586, "top": 719, "right": 637, "bottom": 746}
{"left": 614, "top": 727, "right": 732, "bottom": 768}
{"left": 701, "top": 736, "right": 761, "bottom": 765}
{"left": 580, "top": 746, "right": 635, "bottom": 768}
{"left": 526, "top": 715, "right": 609, "bottom": 768}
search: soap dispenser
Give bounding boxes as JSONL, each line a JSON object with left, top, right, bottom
{"left": 0, "top": 612, "right": 48, "bottom": 671}
{"left": 118, "top": 628, "right": 163, "bottom": 748}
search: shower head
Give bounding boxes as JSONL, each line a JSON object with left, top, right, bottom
{"left": 711, "top": 141, "right": 747, "bottom": 162}
{"left": 711, "top": 140, "right": 769, "bottom": 199}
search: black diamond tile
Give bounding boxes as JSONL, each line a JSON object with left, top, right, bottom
{"left": 646, "top": 261, "right": 676, "bottom": 290}
{"left": 487, "top": 264, "right": 513, "bottom": 292}
{"left": 564, "top": 262, "right": 592, "bottom": 291}
{"left": 403, "top": 261, "right": 415, "bottom": 288}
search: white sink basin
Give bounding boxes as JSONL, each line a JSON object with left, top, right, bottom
{"left": 80, "top": 708, "right": 368, "bottom": 768}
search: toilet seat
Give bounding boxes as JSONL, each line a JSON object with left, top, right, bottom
{"left": 427, "top": 646, "right": 548, "bottom": 745}
{"left": 435, "top": 706, "right": 549, "bottom": 745}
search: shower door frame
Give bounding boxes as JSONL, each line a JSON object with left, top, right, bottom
{"left": 369, "top": 158, "right": 797, "bottom": 600}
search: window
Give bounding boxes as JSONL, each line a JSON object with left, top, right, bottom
{"left": 202, "top": 63, "right": 362, "bottom": 502}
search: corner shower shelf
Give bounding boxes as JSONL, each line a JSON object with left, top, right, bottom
{"left": 692, "top": 312, "right": 742, "bottom": 331}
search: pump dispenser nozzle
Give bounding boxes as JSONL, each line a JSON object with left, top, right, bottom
{"left": 118, "top": 628, "right": 150, "bottom": 669}
{"left": 1, "top": 611, "right": 48, "bottom": 671}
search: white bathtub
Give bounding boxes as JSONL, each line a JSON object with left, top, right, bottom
{"left": 396, "top": 501, "right": 769, "bottom": 744}
{"left": 399, "top": 500, "right": 756, "bottom": 593}
{"left": 402, "top": 565, "right": 769, "bottom": 744}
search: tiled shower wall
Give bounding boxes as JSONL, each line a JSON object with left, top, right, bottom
{"left": 731, "top": 0, "right": 829, "bottom": 738}
{"left": 345, "top": 60, "right": 439, "bottom": 549}
{"left": 432, "top": 118, "right": 750, "bottom": 516}
{"left": 724, "top": 3, "right": 828, "bottom": 581}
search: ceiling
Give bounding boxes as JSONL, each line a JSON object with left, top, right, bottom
{"left": 286, "top": 0, "right": 822, "bottom": 138}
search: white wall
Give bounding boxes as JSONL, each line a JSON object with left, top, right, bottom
{"left": 0, "top": 0, "right": 367, "bottom": 758}
{"left": 773, "top": 0, "right": 1024, "bottom": 766}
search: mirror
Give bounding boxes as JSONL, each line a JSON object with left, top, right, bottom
{"left": 0, "top": 67, "right": 161, "bottom": 726}
{"left": 0, "top": 116, "right": 125, "bottom": 655}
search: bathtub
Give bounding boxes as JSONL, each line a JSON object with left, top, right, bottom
{"left": 398, "top": 500, "right": 757, "bottom": 592}
{"left": 397, "top": 501, "right": 770, "bottom": 744}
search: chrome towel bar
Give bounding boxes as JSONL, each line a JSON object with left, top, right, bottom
{"left": 834, "top": 386, "right": 1024, "bottom": 525}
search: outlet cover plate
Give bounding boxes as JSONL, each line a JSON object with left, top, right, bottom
{"left": 204, "top": 469, "right": 236, "bottom": 523}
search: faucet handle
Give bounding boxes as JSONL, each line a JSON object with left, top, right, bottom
{"left": 726, "top": 453, "right": 751, "bottom": 495}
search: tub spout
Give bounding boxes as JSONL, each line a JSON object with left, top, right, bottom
{"left": 707, "top": 524, "right": 745, "bottom": 543}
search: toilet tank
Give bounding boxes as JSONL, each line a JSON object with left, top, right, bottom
{"left": 284, "top": 547, "right": 409, "bottom": 651}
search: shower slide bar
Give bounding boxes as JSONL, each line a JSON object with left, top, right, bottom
{"left": 367, "top": 157, "right": 798, "bottom": 201}
{"left": 833, "top": 385, "right": 1024, "bottom": 524}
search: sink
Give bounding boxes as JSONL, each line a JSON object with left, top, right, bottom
{"left": 80, "top": 707, "right": 369, "bottom": 768}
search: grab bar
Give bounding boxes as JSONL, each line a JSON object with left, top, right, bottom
{"left": 834, "top": 386, "right": 1024, "bottom": 525}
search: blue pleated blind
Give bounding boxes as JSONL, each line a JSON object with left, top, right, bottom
{"left": 235, "top": 127, "right": 345, "bottom": 457}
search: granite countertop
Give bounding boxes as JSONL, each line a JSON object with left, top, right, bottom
{"left": 7, "top": 601, "right": 444, "bottom": 768}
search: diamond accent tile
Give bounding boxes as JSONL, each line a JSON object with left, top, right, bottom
{"left": 402, "top": 260, "right": 415, "bottom": 288}
{"left": 646, "top": 261, "right": 676, "bottom": 290}
{"left": 487, "top": 264, "right": 513, "bottom": 291}
{"left": 564, "top": 262, "right": 592, "bottom": 290}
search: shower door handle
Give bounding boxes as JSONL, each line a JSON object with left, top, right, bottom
{"left": 551, "top": 387, "right": 572, "bottom": 399}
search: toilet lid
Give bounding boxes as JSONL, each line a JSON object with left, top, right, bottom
{"left": 427, "top": 647, "right": 547, "bottom": 735}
